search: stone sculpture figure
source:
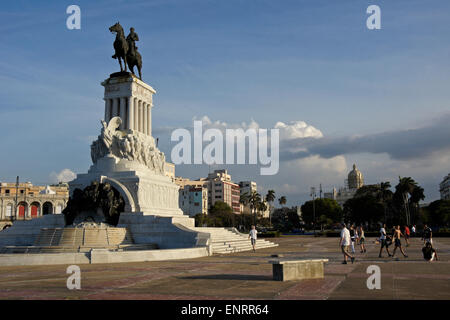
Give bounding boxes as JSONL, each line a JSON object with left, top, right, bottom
{"left": 90, "top": 117, "right": 167, "bottom": 175}
{"left": 63, "top": 181, "right": 125, "bottom": 226}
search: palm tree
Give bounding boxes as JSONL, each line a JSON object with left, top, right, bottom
{"left": 410, "top": 185, "right": 425, "bottom": 224}
{"left": 265, "top": 190, "right": 276, "bottom": 225}
{"left": 378, "top": 181, "right": 393, "bottom": 223}
{"left": 265, "top": 190, "right": 276, "bottom": 204}
{"left": 395, "top": 177, "right": 418, "bottom": 225}
{"left": 249, "top": 191, "right": 262, "bottom": 226}
{"left": 257, "top": 201, "right": 267, "bottom": 219}
{"left": 240, "top": 192, "right": 250, "bottom": 207}
{"left": 278, "top": 196, "right": 287, "bottom": 207}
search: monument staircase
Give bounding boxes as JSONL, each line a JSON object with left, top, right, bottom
{"left": 194, "top": 227, "right": 278, "bottom": 254}
{"left": 0, "top": 226, "right": 158, "bottom": 254}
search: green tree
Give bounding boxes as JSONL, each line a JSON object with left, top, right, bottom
{"left": 394, "top": 177, "right": 425, "bottom": 225}
{"left": 265, "top": 190, "right": 276, "bottom": 204}
{"left": 301, "top": 198, "right": 342, "bottom": 226}
{"left": 249, "top": 191, "right": 262, "bottom": 226}
{"left": 265, "top": 189, "right": 276, "bottom": 225}
{"left": 272, "top": 207, "right": 301, "bottom": 232}
{"left": 424, "top": 200, "right": 450, "bottom": 227}
{"left": 209, "top": 201, "right": 234, "bottom": 227}
{"left": 343, "top": 195, "right": 384, "bottom": 226}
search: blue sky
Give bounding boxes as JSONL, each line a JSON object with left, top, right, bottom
{"left": 1, "top": 0, "right": 449, "bottom": 205}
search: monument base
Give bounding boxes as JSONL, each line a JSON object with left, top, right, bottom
{"left": 69, "top": 154, "right": 184, "bottom": 218}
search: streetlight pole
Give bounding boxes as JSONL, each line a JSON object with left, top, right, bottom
{"left": 14, "top": 176, "right": 19, "bottom": 221}
{"left": 310, "top": 187, "right": 316, "bottom": 236}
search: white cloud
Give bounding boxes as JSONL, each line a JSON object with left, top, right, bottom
{"left": 49, "top": 169, "right": 76, "bottom": 183}
{"left": 275, "top": 121, "right": 323, "bottom": 140}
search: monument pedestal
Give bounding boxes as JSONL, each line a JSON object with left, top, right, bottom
{"left": 67, "top": 72, "right": 197, "bottom": 247}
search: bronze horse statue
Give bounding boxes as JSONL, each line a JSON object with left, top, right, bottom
{"left": 109, "top": 22, "right": 128, "bottom": 73}
{"left": 109, "top": 22, "right": 143, "bottom": 79}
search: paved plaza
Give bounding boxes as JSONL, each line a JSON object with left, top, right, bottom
{"left": 0, "top": 236, "right": 449, "bottom": 300}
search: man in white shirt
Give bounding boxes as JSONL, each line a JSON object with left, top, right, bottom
{"left": 248, "top": 225, "right": 257, "bottom": 252}
{"left": 340, "top": 223, "right": 355, "bottom": 264}
{"left": 378, "top": 224, "right": 392, "bottom": 258}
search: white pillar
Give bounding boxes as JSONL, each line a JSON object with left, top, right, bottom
{"left": 143, "top": 102, "right": 147, "bottom": 135}
{"left": 112, "top": 98, "right": 119, "bottom": 118}
{"left": 134, "top": 98, "right": 139, "bottom": 131}
{"left": 128, "top": 97, "right": 134, "bottom": 130}
{"left": 105, "top": 99, "right": 111, "bottom": 122}
{"left": 119, "top": 97, "right": 126, "bottom": 130}
{"left": 139, "top": 100, "right": 143, "bottom": 132}
{"left": 147, "top": 104, "right": 151, "bottom": 136}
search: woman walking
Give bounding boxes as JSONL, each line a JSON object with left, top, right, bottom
{"left": 358, "top": 226, "right": 367, "bottom": 253}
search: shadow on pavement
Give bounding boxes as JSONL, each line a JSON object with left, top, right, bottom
{"left": 179, "top": 274, "right": 273, "bottom": 281}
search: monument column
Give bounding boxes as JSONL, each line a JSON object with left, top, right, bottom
{"left": 128, "top": 97, "right": 134, "bottom": 130}
{"left": 143, "top": 102, "right": 148, "bottom": 135}
{"left": 112, "top": 98, "right": 119, "bottom": 118}
{"left": 104, "top": 99, "right": 112, "bottom": 122}
{"left": 133, "top": 98, "right": 138, "bottom": 130}
{"left": 102, "top": 74, "right": 156, "bottom": 133}
{"left": 147, "top": 104, "right": 152, "bottom": 136}
{"left": 119, "top": 97, "right": 127, "bottom": 130}
{"left": 139, "top": 100, "right": 143, "bottom": 133}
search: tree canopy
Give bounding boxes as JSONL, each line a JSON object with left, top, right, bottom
{"left": 301, "top": 198, "right": 342, "bottom": 226}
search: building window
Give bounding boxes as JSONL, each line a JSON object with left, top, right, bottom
{"left": 5, "top": 189, "right": 10, "bottom": 194}
{"left": 6, "top": 204, "right": 13, "bottom": 217}
{"left": 20, "top": 190, "right": 24, "bottom": 194}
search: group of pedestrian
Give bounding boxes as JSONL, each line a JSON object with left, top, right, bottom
{"left": 340, "top": 223, "right": 366, "bottom": 264}
{"left": 340, "top": 223, "right": 439, "bottom": 264}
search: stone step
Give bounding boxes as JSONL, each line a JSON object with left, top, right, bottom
{"left": 212, "top": 242, "right": 277, "bottom": 251}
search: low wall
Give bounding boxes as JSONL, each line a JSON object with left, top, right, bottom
{"left": 0, "top": 247, "right": 209, "bottom": 267}
{"left": 0, "top": 252, "right": 90, "bottom": 266}
{"left": 90, "top": 247, "right": 209, "bottom": 264}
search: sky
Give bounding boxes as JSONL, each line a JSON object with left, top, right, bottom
{"left": 1, "top": 0, "right": 449, "bottom": 206}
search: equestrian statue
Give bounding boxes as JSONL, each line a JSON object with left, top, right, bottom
{"left": 109, "top": 22, "right": 143, "bottom": 80}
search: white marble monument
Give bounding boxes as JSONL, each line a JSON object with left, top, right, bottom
{"left": 70, "top": 73, "right": 195, "bottom": 228}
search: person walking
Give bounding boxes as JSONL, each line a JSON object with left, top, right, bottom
{"left": 378, "top": 224, "right": 392, "bottom": 258}
{"left": 422, "top": 224, "right": 432, "bottom": 245}
{"left": 349, "top": 224, "right": 357, "bottom": 254}
{"left": 403, "top": 225, "right": 410, "bottom": 247}
{"left": 392, "top": 225, "right": 408, "bottom": 258}
{"left": 340, "top": 223, "right": 355, "bottom": 264}
{"left": 248, "top": 225, "right": 257, "bottom": 252}
{"left": 358, "top": 226, "right": 366, "bottom": 253}
{"left": 411, "top": 225, "right": 416, "bottom": 237}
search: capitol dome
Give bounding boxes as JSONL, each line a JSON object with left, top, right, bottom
{"left": 348, "top": 164, "right": 364, "bottom": 189}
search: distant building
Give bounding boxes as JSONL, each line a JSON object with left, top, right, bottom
{"left": 238, "top": 181, "right": 257, "bottom": 214}
{"left": 178, "top": 185, "right": 208, "bottom": 217}
{"left": 174, "top": 178, "right": 208, "bottom": 217}
{"left": 440, "top": 173, "right": 450, "bottom": 200}
{"left": 239, "top": 181, "right": 257, "bottom": 197}
{"left": 205, "top": 170, "right": 240, "bottom": 215}
{"left": 0, "top": 181, "right": 69, "bottom": 228}
{"left": 324, "top": 164, "right": 364, "bottom": 207}
{"left": 348, "top": 164, "right": 364, "bottom": 189}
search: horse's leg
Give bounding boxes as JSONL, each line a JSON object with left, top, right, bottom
{"left": 138, "top": 65, "right": 142, "bottom": 80}
{"left": 118, "top": 57, "right": 123, "bottom": 72}
{"left": 123, "top": 56, "right": 128, "bottom": 72}
{"left": 128, "top": 59, "right": 134, "bottom": 75}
